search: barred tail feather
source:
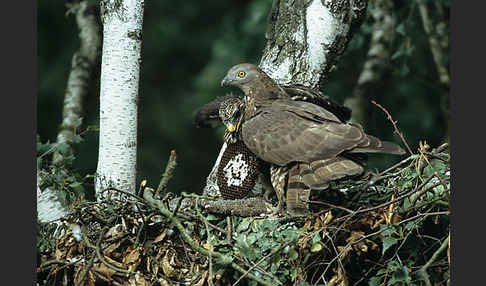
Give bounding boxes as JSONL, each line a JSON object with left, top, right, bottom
{"left": 352, "top": 135, "right": 405, "bottom": 155}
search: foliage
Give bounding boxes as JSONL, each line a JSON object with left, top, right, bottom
{"left": 37, "top": 143, "right": 449, "bottom": 285}
{"left": 37, "top": 126, "right": 97, "bottom": 206}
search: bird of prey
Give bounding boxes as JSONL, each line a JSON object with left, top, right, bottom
{"left": 194, "top": 93, "right": 243, "bottom": 128}
{"left": 196, "top": 86, "right": 353, "bottom": 210}
{"left": 221, "top": 63, "right": 405, "bottom": 216}
{"left": 215, "top": 97, "right": 265, "bottom": 200}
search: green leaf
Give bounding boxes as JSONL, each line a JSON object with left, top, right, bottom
{"left": 37, "top": 157, "right": 43, "bottom": 169}
{"left": 72, "top": 135, "right": 83, "bottom": 144}
{"left": 282, "top": 229, "right": 301, "bottom": 242}
{"left": 57, "top": 143, "right": 71, "bottom": 156}
{"left": 288, "top": 248, "right": 298, "bottom": 260}
{"left": 205, "top": 214, "right": 218, "bottom": 221}
{"left": 369, "top": 276, "right": 382, "bottom": 286}
{"left": 310, "top": 243, "right": 322, "bottom": 253}
{"left": 312, "top": 232, "right": 321, "bottom": 244}
{"left": 236, "top": 218, "right": 251, "bottom": 232}
{"left": 391, "top": 50, "right": 403, "bottom": 60}
{"left": 214, "top": 254, "right": 233, "bottom": 265}
{"left": 395, "top": 23, "right": 406, "bottom": 36}
{"left": 376, "top": 268, "right": 388, "bottom": 275}
{"left": 247, "top": 233, "right": 258, "bottom": 245}
{"left": 387, "top": 264, "right": 411, "bottom": 285}
{"left": 382, "top": 237, "right": 398, "bottom": 255}
{"left": 380, "top": 225, "right": 397, "bottom": 236}
{"left": 404, "top": 221, "right": 418, "bottom": 231}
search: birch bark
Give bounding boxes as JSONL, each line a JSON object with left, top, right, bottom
{"left": 95, "top": 0, "right": 145, "bottom": 199}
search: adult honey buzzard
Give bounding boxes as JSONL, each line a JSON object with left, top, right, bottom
{"left": 220, "top": 63, "right": 405, "bottom": 216}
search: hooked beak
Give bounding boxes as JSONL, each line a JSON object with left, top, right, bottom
{"left": 221, "top": 75, "right": 231, "bottom": 87}
{"left": 226, "top": 121, "right": 240, "bottom": 133}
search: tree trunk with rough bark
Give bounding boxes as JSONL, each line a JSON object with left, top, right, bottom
{"left": 95, "top": 0, "right": 145, "bottom": 200}
{"left": 204, "top": 0, "right": 367, "bottom": 197}
{"left": 344, "top": 0, "right": 395, "bottom": 125}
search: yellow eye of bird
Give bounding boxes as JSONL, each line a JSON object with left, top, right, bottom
{"left": 237, "top": 71, "right": 246, "bottom": 78}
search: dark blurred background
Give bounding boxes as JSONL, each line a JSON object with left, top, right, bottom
{"left": 38, "top": 0, "right": 449, "bottom": 197}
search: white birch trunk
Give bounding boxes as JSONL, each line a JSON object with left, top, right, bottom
{"left": 37, "top": 172, "right": 70, "bottom": 224}
{"left": 260, "top": 0, "right": 367, "bottom": 88}
{"left": 95, "top": 0, "right": 145, "bottom": 199}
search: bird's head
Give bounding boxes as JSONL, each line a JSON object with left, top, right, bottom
{"left": 220, "top": 63, "right": 262, "bottom": 94}
{"left": 219, "top": 97, "right": 244, "bottom": 143}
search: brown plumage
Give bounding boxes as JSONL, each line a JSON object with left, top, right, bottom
{"left": 221, "top": 63, "right": 405, "bottom": 216}
{"left": 216, "top": 97, "right": 263, "bottom": 200}
{"left": 218, "top": 95, "right": 358, "bottom": 214}
{"left": 195, "top": 85, "right": 351, "bottom": 129}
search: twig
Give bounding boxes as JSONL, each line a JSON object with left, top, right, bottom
{"left": 397, "top": 211, "right": 449, "bottom": 227}
{"left": 38, "top": 259, "right": 69, "bottom": 271}
{"left": 233, "top": 244, "right": 286, "bottom": 286}
{"left": 370, "top": 155, "right": 416, "bottom": 180}
{"left": 74, "top": 253, "right": 96, "bottom": 286}
{"left": 136, "top": 179, "right": 147, "bottom": 197}
{"left": 320, "top": 227, "right": 391, "bottom": 282}
{"left": 171, "top": 196, "right": 184, "bottom": 217}
{"left": 100, "top": 187, "right": 147, "bottom": 205}
{"left": 181, "top": 211, "right": 228, "bottom": 234}
{"left": 307, "top": 200, "right": 354, "bottom": 214}
{"left": 371, "top": 100, "right": 413, "bottom": 155}
{"left": 335, "top": 175, "right": 437, "bottom": 223}
{"left": 410, "top": 179, "right": 443, "bottom": 207}
{"left": 82, "top": 227, "right": 134, "bottom": 275}
{"left": 417, "top": 235, "right": 450, "bottom": 286}
{"left": 143, "top": 188, "right": 275, "bottom": 286}
{"left": 156, "top": 150, "right": 177, "bottom": 197}
{"left": 194, "top": 198, "right": 213, "bottom": 286}
{"left": 325, "top": 233, "right": 346, "bottom": 277}
{"left": 226, "top": 217, "right": 232, "bottom": 243}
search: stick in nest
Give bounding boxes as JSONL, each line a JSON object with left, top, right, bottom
{"left": 156, "top": 150, "right": 177, "bottom": 197}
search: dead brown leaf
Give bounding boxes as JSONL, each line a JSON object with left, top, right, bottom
{"left": 128, "top": 273, "right": 150, "bottom": 286}
{"left": 327, "top": 266, "right": 348, "bottom": 286}
{"left": 94, "top": 262, "right": 117, "bottom": 280}
{"left": 153, "top": 229, "right": 168, "bottom": 244}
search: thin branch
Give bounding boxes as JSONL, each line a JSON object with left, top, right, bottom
{"left": 320, "top": 227, "right": 391, "bottom": 282}
{"left": 417, "top": 235, "right": 450, "bottom": 286}
{"left": 74, "top": 251, "right": 96, "bottom": 286}
{"left": 156, "top": 150, "right": 177, "bottom": 197}
{"left": 307, "top": 200, "right": 354, "bottom": 214}
{"left": 371, "top": 100, "right": 414, "bottom": 155}
{"left": 335, "top": 175, "right": 437, "bottom": 223}
{"left": 233, "top": 244, "right": 286, "bottom": 286}
{"left": 100, "top": 187, "right": 148, "bottom": 205}
{"left": 143, "top": 188, "right": 275, "bottom": 286}
{"left": 396, "top": 211, "right": 449, "bottom": 227}
{"left": 410, "top": 179, "right": 444, "bottom": 207}
{"left": 194, "top": 198, "right": 214, "bottom": 286}
{"left": 82, "top": 227, "right": 134, "bottom": 275}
